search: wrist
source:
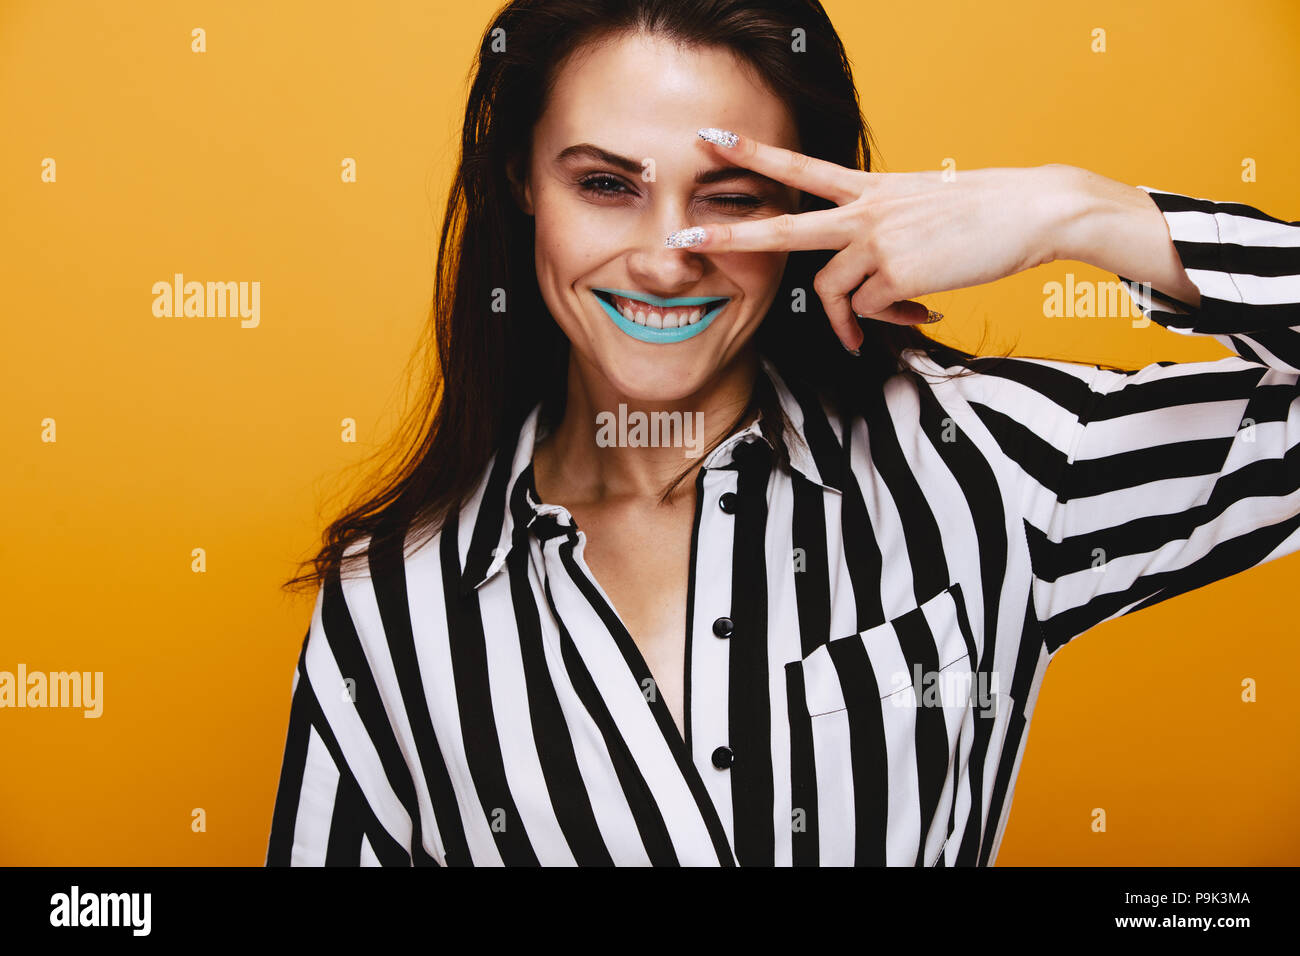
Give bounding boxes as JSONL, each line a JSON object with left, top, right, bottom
{"left": 1039, "top": 166, "right": 1202, "bottom": 307}
{"left": 1033, "top": 163, "right": 1108, "bottom": 265}
{"left": 1042, "top": 164, "right": 1165, "bottom": 274}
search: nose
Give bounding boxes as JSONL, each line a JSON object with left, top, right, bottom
{"left": 623, "top": 203, "right": 707, "bottom": 294}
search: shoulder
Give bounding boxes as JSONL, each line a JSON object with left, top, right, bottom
{"left": 822, "top": 343, "right": 1116, "bottom": 489}
{"left": 305, "top": 471, "right": 494, "bottom": 675}
{"left": 895, "top": 341, "right": 1114, "bottom": 422}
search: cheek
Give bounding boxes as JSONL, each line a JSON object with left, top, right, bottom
{"left": 714, "top": 251, "right": 790, "bottom": 306}
{"left": 533, "top": 189, "right": 622, "bottom": 276}
{"left": 755, "top": 250, "right": 789, "bottom": 283}
{"left": 535, "top": 238, "right": 599, "bottom": 303}
{"left": 530, "top": 200, "right": 611, "bottom": 340}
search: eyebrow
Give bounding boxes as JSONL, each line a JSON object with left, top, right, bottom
{"left": 555, "top": 142, "right": 784, "bottom": 189}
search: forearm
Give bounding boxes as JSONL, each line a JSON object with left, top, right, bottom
{"left": 1044, "top": 164, "right": 1203, "bottom": 309}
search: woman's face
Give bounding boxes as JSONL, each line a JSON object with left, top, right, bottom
{"left": 515, "top": 31, "right": 801, "bottom": 403}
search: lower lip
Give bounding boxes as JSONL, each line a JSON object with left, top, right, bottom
{"left": 592, "top": 291, "right": 729, "bottom": 344}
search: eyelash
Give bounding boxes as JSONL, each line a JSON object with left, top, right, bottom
{"left": 577, "top": 174, "right": 763, "bottom": 210}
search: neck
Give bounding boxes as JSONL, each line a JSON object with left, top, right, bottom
{"left": 534, "top": 348, "right": 761, "bottom": 504}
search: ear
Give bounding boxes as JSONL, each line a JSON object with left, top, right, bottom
{"left": 506, "top": 154, "right": 534, "bottom": 216}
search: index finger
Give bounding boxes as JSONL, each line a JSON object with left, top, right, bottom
{"left": 698, "top": 127, "right": 865, "bottom": 206}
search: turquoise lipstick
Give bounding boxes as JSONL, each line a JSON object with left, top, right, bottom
{"left": 591, "top": 287, "right": 731, "bottom": 344}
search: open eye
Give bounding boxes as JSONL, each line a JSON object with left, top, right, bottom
{"left": 578, "top": 174, "right": 634, "bottom": 198}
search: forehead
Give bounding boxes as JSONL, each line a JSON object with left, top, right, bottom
{"left": 538, "top": 30, "right": 799, "bottom": 153}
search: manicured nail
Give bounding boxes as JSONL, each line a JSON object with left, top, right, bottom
{"left": 697, "top": 127, "right": 738, "bottom": 148}
{"left": 665, "top": 226, "right": 706, "bottom": 248}
{"left": 844, "top": 343, "right": 860, "bottom": 356}
{"left": 923, "top": 309, "right": 944, "bottom": 324}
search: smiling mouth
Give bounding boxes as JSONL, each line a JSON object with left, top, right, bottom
{"left": 592, "top": 289, "right": 728, "bottom": 328}
{"left": 591, "top": 288, "right": 731, "bottom": 343}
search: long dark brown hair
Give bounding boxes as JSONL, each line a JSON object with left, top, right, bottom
{"left": 283, "top": 0, "right": 981, "bottom": 595}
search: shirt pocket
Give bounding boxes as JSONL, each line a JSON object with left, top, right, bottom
{"left": 784, "top": 581, "right": 982, "bottom": 866}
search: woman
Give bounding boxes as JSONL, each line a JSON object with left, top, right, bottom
{"left": 267, "top": 0, "right": 1298, "bottom": 866}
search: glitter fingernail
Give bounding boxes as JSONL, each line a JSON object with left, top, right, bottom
{"left": 665, "top": 226, "right": 706, "bottom": 248}
{"left": 697, "top": 127, "right": 738, "bottom": 148}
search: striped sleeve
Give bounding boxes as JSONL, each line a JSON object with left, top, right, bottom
{"left": 266, "top": 582, "right": 429, "bottom": 866}
{"left": 964, "top": 188, "right": 1300, "bottom": 653}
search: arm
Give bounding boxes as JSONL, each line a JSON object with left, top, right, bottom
{"left": 965, "top": 181, "right": 1300, "bottom": 653}
{"left": 1049, "top": 165, "right": 1206, "bottom": 312}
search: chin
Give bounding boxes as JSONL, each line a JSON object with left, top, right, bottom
{"left": 590, "top": 344, "right": 721, "bottom": 404}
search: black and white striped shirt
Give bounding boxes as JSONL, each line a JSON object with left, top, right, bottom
{"left": 268, "top": 187, "right": 1300, "bottom": 866}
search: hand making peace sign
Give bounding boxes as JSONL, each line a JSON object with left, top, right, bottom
{"left": 668, "top": 128, "right": 1084, "bottom": 352}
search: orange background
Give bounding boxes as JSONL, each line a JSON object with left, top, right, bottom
{"left": 2, "top": 0, "right": 1297, "bottom": 865}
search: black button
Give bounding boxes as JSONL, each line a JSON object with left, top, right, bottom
{"left": 719, "top": 492, "right": 738, "bottom": 513}
{"left": 712, "top": 616, "right": 734, "bottom": 639}
{"left": 711, "top": 746, "right": 734, "bottom": 769}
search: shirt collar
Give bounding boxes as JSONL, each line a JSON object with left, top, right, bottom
{"left": 457, "top": 356, "right": 846, "bottom": 594}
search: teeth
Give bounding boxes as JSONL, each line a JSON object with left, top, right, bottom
{"left": 604, "top": 292, "right": 723, "bottom": 329}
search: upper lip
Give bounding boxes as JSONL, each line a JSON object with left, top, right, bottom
{"left": 592, "top": 287, "right": 731, "bottom": 308}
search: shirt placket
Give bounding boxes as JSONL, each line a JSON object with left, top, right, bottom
{"left": 686, "top": 458, "right": 742, "bottom": 840}
{"left": 686, "top": 433, "right": 779, "bottom": 866}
